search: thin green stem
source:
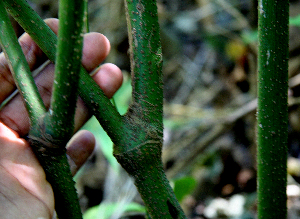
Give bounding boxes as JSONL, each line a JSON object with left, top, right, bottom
{"left": 257, "top": 0, "right": 289, "bottom": 218}
{"left": 78, "top": 68, "right": 125, "bottom": 143}
{"left": 0, "top": 2, "right": 46, "bottom": 126}
{"left": 3, "top": 0, "right": 57, "bottom": 61}
{"left": 83, "top": 0, "right": 89, "bottom": 33}
{"left": 45, "top": 0, "right": 85, "bottom": 139}
{"left": 28, "top": 0, "right": 86, "bottom": 217}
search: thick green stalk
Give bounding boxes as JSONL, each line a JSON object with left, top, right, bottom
{"left": 257, "top": 0, "right": 289, "bottom": 218}
{"left": 125, "top": 0, "right": 163, "bottom": 129}
{"left": 112, "top": 0, "right": 186, "bottom": 218}
{"left": 114, "top": 141, "right": 185, "bottom": 219}
{"left": 0, "top": 2, "right": 46, "bottom": 126}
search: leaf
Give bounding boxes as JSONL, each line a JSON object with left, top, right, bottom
{"left": 83, "top": 202, "right": 146, "bottom": 219}
{"left": 290, "top": 15, "right": 300, "bottom": 26}
{"left": 82, "top": 116, "right": 119, "bottom": 171}
{"left": 173, "top": 176, "right": 196, "bottom": 203}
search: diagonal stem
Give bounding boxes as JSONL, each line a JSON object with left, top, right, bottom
{"left": 0, "top": 2, "right": 46, "bottom": 126}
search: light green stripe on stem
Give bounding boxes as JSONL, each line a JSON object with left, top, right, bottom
{"left": 257, "top": 0, "right": 289, "bottom": 218}
{"left": 0, "top": 2, "right": 46, "bottom": 126}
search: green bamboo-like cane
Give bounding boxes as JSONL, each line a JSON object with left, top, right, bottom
{"left": 257, "top": 0, "right": 289, "bottom": 218}
{"left": 42, "top": 0, "right": 85, "bottom": 218}
{"left": 0, "top": 2, "right": 46, "bottom": 126}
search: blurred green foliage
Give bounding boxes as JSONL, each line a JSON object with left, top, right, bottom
{"left": 83, "top": 202, "right": 145, "bottom": 219}
{"left": 173, "top": 176, "right": 197, "bottom": 203}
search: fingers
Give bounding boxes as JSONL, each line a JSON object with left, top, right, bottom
{"left": 91, "top": 63, "right": 123, "bottom": 98}
{"left": 41, "top": 19, "right": 112, "bottom": 74}
{"left": 66, "top": 130, "right": 95, "bottom": 176}
{"left": 0, "top": 62, "right": 122, "bottom": 136}
{"left": 0, "top": 18, "right": 58, "bottom": 103}
{"left": 0, "top": 18, "right": 111, "bottom": 103}
{"left": 82, "top": 33, "right": 111, "bottom": 72}
{"left": 0, "top": 26, "right": 46, "bottom": 103}
{"left": 0, "top": 18, "right": 123, "bottom": 136}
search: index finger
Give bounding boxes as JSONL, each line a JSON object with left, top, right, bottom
{"left": 0, "top": 18, "right": 110, "bottom": 104}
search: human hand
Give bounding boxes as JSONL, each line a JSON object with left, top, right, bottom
{"left": 0, "top": 19, "right": 123, "bottom": 219}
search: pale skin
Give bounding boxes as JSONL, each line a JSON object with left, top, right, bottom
{"left": 0, "top": 19, "right": 123, "bottom": 218}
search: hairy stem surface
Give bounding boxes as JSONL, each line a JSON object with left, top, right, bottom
{"left": 45, "top": 0, "right": 85, "bottom": 139}
{"left": 257, "top": 0, "right": 289, "bottom": 218}
{"left": 113, "top": 0, "right": 186, "bottom": 218}
{"left": 125, "top": 0, "right": 163, "bottom": 129}
{"left": 0, "top": 2, "right": 46, "bottom": 125}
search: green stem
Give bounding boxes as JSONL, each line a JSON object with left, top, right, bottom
{"left": 29, "top": 134, "right": 82, "bottom": 219}
{"left": 83, "top": 0, "right": 89, "bottom": 33}
{"left": 3, "top": 0, "right": 57, "bottom": 61}
{"left": 30, "top": 0, "right": 85, "bottom": 218}
{"left": 257, "top": 0, "right": 289, "bottom": 218}
{"left": 125, "top": 0, "right": 163, "bottom": 129}
{"left": 115, "top": 142, "right": 186, "bottom": 219}
{"left": 78, "top": 68, "right": 125, "bottom": 142}
{"left": 45, "top": 0, "right": 85, "bottom": 139}
{"left": 0, "top": 2, "right": 46, "bottom": 126}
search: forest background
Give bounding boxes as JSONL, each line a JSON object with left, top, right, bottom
{"left": 4, "top": 0, "right": 300, "bottom": 218}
